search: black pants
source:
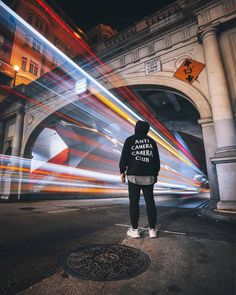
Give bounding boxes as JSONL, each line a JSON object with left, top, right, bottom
{"left": 128, "top": 181, "right": 157, "bottom": 229}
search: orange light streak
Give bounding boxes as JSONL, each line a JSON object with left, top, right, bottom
{"left": 35, "top": 0, "right": 199, "bottom": 166}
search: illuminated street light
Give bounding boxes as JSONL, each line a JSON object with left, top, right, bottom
{"left": 13, "top": 65, "right": 20, "bottom": 86}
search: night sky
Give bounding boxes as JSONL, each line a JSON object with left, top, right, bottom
{"left": 53, "top": 0, "right": 176, "bottom": 32}
{"left": 2, "top": 0, "right": 176, "bottom": 32}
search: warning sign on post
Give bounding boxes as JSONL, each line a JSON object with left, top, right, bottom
{"left": 174, "top": 58, "right": 205, "bottom": 84}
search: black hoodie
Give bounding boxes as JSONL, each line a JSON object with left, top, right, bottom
{"left": 119, "top": 121, "right": 160, "bottom": 176}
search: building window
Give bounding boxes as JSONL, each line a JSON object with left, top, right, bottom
{"left": 35, "top": 17, "right": 44, "bottom": 32}
{"left": 21, "top": 57, "right": 27, "bottom": 71}
{"left": 29, "top": 61, "right": 39, "bottom": 76}
{"left": 103, "top": 34, "right": 109, "bottom": 41}
{"left": 32, "top": 38, "right": 41, "bottom": 52}
{"left": 24, "top": 34, "right": 31, "bottom": 47}
{"left": 27, "top": 11, "right": 33, "bottom": 24}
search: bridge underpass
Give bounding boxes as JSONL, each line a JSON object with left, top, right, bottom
{"left": 0, "top": 78, "right": 208, "bottom": 200}
{"left": 112, "top": 85, "right": 207, "bottom": 175}
{"left": 13, "top": 83, "right": 207, "bottom": 201}
{"left": 3, "top": 0, "right": 235, "bottom": 208}
{"left": 0, "top": 1, "right": 207, "bottom": 200}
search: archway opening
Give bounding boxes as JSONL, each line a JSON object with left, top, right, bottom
{"left": 111, "top": 84, "right": 208, "bottom": 183}
{"left": 122, "top": 85, "right": 205, "bottom": 171}
{"left": 22, "top": 83, "right": 209, "bottom": 198}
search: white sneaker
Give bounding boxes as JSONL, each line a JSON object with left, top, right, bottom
{"left": 127, "top": 227, "right": 140, "bottom": 238}
{"left": 149, "top": 228, "right": 157, "bottom": 238}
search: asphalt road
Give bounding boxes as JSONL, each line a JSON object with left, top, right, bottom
{"left": 0, "top": 193, "right": 210, "bottom": 294}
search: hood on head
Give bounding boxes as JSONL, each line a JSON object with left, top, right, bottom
{"left": 135, "top": 120, "right": 150, "bottom": 135}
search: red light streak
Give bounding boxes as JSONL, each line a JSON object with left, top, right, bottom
{"left": 35, "top": 0, "right": 199, "bottom": 167}
{"left": 24, "top": 0, "right": 199, "bottom": 169}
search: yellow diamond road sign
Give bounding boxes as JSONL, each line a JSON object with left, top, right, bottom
{"left": 174, "top": 58, "right": 205, "bottom": 84}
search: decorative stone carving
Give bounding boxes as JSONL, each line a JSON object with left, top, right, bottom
{"left": 182, "top": 28, "right": 191, "bottom": 40}
{"left": 164, "top": 35, "right": 172, "bottom": 48}
{"left": 201, "top": 9, "right": 211, "bottom": 24}
{"left": 26, "top": 113, "right": 34, "bottom": 125}
{"left": 133, "top": 50, "right": 139, "bottom": 62}
{"left": 120, "top": 56, "right": 125, "bottom": 67}
{"left": 148, "top": 42, "right": 155, "bottom": 55}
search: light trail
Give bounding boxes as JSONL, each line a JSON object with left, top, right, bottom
{"left": 0, "top": 0, "right": 200, "bottom": 169}
{"left": 34, "top": 1, "right": 186, "bottom": 148}
{"left": 0, "top": 155, "right": 203, "bottom": 194}
{"left": 0, "top": 1, "right": 208, "bottom": 196}
{"left": 34, "top": 0, "right": 199, "bottom": 165}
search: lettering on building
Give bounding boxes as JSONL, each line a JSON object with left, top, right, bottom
{"left": 145, "top": 58, "right": 161, "bottom": 75}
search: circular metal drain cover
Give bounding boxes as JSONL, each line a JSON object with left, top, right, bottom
{"left": 60, "top": 244, "right": 151, "bottom": 281}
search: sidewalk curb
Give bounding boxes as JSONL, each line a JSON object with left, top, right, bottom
{"left": 201, "top": 208, "right": 236, "bottom": 223}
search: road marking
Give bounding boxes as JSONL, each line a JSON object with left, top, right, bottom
{"left": 48, "top": 205, "right": 121, "bottom": 214}
{"left": 163, "top": 230, "right": 186, "bottom": 235}
{"left": 85, "top": 205, "right": 121, "bottom": 211}
{"left": 85, "top": 206, "right": 112, "bottom": 211}
{"left": 214, "top": 209, "right": 236, "bottom": 214}
{"left": 48, "top": 208, "right": 80, "bottom": 214}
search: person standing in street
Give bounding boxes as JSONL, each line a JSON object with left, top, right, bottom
{"left": 119, "top": 120, "right": 160, "bottom": 238}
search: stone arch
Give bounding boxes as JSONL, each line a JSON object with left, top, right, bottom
{"left": 21, "top": 95, "right": 80, "bottom": 157}
{"left": 22, "top": 111, "right": 60, "bottom": 158}
{"left": 105, "top": 72, "right": 212, "bottom": 119}
{"left": 22, "top": 71, "right": 212, "bottom": 156}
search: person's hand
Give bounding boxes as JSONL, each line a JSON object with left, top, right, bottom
{"left": 120, "top": 173, "right": 126, "bottom": 182}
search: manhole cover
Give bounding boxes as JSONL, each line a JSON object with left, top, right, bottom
{"left": 60, "top": 244, "right": 151, "bottom": 281}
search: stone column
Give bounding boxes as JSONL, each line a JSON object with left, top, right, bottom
{"left": 11, "top": 107, "right": 25, "bottom": 200}
{"left": 200, "top": 28, "right": 236, "bottom": 210}
{"left": 199, "top": 119, "right": 219, "bottom": 208}
{"left": 12, "top": 108, "right": 24, "bottom": 157}
{"left": 201, "top": 28, "right": 236, "bottom": 150}
{"left": 0, "top": 121, "right": 4, "bottom": 153}
{"left": 0, "top": 121, "right": 5, "bottom": 196}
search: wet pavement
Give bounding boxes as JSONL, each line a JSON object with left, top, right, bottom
{"left": 0, "top": 197, "right": 235, "bottom": 295}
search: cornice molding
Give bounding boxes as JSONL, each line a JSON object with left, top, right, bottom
{"left": 193, "top": 0, "right": 221, "bottom": 14}
{"left": 95, "top": 0, "right": 223, "bottom": 56}
{"left": 97, "top": 17, "right": 196, "bottom": 63}
{"left": 198, "top": 26, "right": 218, "bottom": 41}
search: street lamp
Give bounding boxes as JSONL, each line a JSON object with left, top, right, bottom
{"left": 13, "top": 65, "right": 20, "bottom": 86}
